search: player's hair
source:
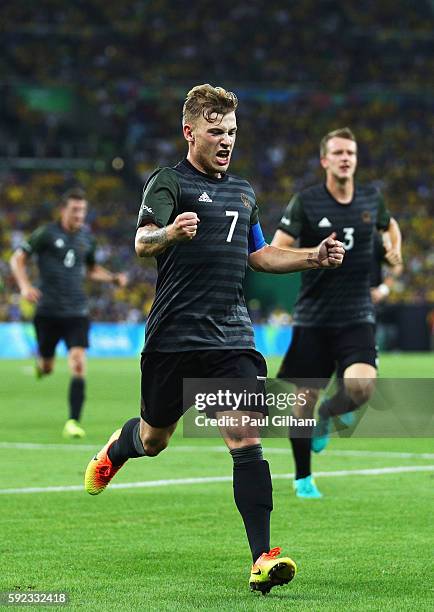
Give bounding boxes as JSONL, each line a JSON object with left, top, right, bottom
{"left": 320, "top": 127, "right": 356, "bottom": 157}
{"left": 182, "top": 84, "right": 238, "bottom": 125}
{"left": 60, "top": 188, "right": 87, "bottom": 206}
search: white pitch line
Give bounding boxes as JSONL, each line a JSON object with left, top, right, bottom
{"left": 324, "top": 449, "right": 434, "bottom": 460}
{"left": 0, "top": 442, "right": 97, "bottom": 451}
{"left": 1, "top": 441, "right": 434, "bottom": 460}
{"left": 1, "top": 465, "right": 433, "bottom": 495}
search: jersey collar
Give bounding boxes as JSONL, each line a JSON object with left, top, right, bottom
{"left": 181, "top": 158, "right": 229, "bottom": 183}
{"left": 323, "top": 183, "right": 355, "bottom": 207}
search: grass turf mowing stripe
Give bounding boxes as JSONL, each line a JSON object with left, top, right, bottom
{"left": 1, "top": 441, "right": 434, "bottom": 460}
{"left": 1, "top": 465, "right": 433, "bottom": 495}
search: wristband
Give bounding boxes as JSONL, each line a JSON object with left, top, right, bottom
{"left": 378, "top": 283, "right": 390, "bottom": 297}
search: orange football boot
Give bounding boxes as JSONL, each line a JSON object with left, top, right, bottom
{"left": 249, "top": 547, "right": 297, "bottom": 595}
{"left": 84, "top": 429, "right": 124, "bottom": 495}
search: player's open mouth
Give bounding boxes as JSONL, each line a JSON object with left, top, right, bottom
{"left": 216, "top": 150, "right": 230, "bottom": 165}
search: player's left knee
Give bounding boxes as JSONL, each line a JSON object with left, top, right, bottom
{"left": 71, "top": 365, "right": 84, "bottom": 378}
{"left": 73, "top": 363, "right": 85, "bottom": 376}
{"left": 345, "top": 379, "right": 375, "bottom": 406}
{"left": 69, "top": 351, "right": 86, "bottom": 376}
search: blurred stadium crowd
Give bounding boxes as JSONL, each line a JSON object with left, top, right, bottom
{"left": 1, "top": 0, "right": 433, "bottom": 322}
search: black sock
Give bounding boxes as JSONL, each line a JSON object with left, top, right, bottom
{"left": 231, "top": 445, "right": 272, "bottom": 562}
{"left": 108, "top": 417, "right": 146, "bottom": 467}
{"left": 290, "top": 437, "right": 312, "bottom": 480}
{"left": 290, "top": 421, "right": 314, "bottom": 480}
{"left": 319, "top": 386, "right": 358, "bottom": 418}
{"left": 69, "top": 377, "right": 85, "bottom": 421}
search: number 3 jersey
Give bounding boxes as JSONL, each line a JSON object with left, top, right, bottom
{"left": 20, "top": 223, "right": 96, "bottom": 317}
{"left": 137, "top": 158, "right": 266, "bottom": 352}
{"left": 278, "top": 184, "right": 391, "bottom": 327}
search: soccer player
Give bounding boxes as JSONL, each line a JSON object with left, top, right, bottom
{"left": 10, "top": 188, "right": 127, "bottom": 439}
{"left": 271, "top": 127, "right": 402, "bottom": 499}
{"left": 84, "top": 84, "right": 345, "bottom": 594}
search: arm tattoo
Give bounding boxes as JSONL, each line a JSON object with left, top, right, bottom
{"left": 138, "top": 227, "right": 168, "bottom": 245}
{"left": 307, "top": 251, "right": 319, "bottom": 267}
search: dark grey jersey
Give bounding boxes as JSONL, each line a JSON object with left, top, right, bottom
{"left": 278, "top": 184, "right": 391, "bottom": 327}
{"left": 137, "top": 159, "right": 263, "bottom": 352}
{"left": 21, "top": 222, "right": 96, "bottom": 317}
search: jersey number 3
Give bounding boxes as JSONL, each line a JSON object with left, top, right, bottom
{"left": 225, "top": 211, "right": 239, "bottom": 242}
{"left": 342, "top": 227, "right": 355, "bottom": 250}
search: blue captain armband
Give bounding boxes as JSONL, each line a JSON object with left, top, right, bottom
{"left": 248, "top": 222, "right": 267, "bottom": 254}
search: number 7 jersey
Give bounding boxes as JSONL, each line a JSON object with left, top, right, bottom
{"left": 278, "top": 183, "right": 391, "bottom": 327}
{"left": 137, "top": 159, "right": 266, "bottom": 352}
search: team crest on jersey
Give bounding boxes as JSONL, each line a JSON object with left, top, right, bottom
{"left": 240, "top": 193, "right": 251, "bottom": 208}
{"left": 362, "top": 211, "right": 372, "bottom": 223}
{"left": 55, "top": 238, "right": 65, "bottom": 248}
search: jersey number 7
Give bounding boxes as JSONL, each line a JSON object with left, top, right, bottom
{"left": 226, "top": 211, "right": 239, "bottom": 243}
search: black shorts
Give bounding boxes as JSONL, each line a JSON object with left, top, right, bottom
{"left": 140, "top": 349, "right": 268, "bottom": 428}
{"left": 277, "top": 323, "right": 377, "bottom": 385}
{"left": 34, "top": 315, "right": 90, "bottom": 358}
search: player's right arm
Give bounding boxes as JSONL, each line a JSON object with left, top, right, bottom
{"left": 10, "top": 226, "right": 48, "bottom": 303}
{"left": 135, "top": 168, "right": 199, "bottom": 257}
{"left": 271, "top": 194, "right": 303, "bottom": 250}
{"left": 135, "top": 213, "right": 199, "bottom": 257}
{"left": 10, "top": 248, "right": 41, "bottom": 303}
{"left": 271, "top": 230, "right": 297, "bottom": 249}
{"left": 270, "top": 193, "right": 344, "bottom": 264}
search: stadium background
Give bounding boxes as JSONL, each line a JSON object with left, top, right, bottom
{"left": 0, "top": 0, "right": 433, "bottom": 356}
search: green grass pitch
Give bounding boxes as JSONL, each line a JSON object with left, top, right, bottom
{"left": 0, "top": 354, "right": 433, "bottom": 611}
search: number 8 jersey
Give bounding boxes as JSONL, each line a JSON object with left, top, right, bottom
{"left": 278, "top": 184, "right": 391, "bottom": 327}
{"left": 20, "top": 223, "right": 96, "bottom": 317}
{"left": 137, "top": 158, "right": 266, "bottom": 353}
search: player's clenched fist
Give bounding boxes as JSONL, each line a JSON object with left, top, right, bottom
{"left": 168, "top": 212, "right": 200, "bottom": 242}
{"left": 317, "top": 232, "right": 345, "bottom": 268}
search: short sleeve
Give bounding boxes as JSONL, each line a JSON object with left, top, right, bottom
{"left": 246, "top": 192, "right": 266, "bottom": 253}
{"left": 249, "top": 199, "right": 260, "bottom": 227}
{"left": 376, "top": 192, "right": 391, "bottom": 230}
{"left": 277, "top": 194, "right": 304, "bottom": 237}
{"left": 136, "top": 168, "right": 180, "bottom": 229}
{"left": 20, "top": 226, "right": 49, "bottom": 255}
{"left": 85, "top": 236, "right": 97, "bottom": 267}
